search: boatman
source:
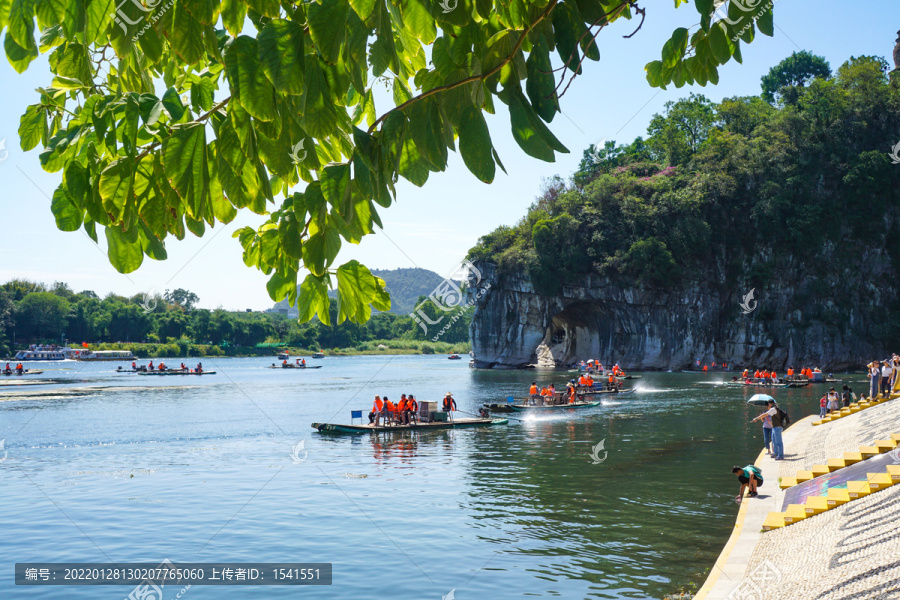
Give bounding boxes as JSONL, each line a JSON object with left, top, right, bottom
{"left": 607, "top": 373, "right": 615, "bottom": 391}
{"left": 408, "top": 395, "right": 419, "bottom": 424}
{"left": 196, "top": 362, "right": 203, "bottom": 373}
{"left": 443, "top": 393, "right": 457, "bottom": 421}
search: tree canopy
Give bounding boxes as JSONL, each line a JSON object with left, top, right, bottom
{"left": 3, "top": 0, "right": 774, "bottom": 324}
{"left": 760, "top": 50, "right": 831, "bottom": 104}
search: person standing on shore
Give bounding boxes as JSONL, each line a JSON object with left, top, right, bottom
{"left": 819, "top": 395, "right": 827, "bottom": 418}
{"left": 881, "top": 360, "right": 892, "bottom": 398}
{"left": 751, "top": 400, "right": 785, "bottom": 460}
{"left": 868, "top": 362, "right": 880, "bottom": 399}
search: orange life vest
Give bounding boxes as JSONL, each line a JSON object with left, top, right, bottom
{"left": 443, "top": 397, "right": 454, "bottom": 411}
{"left": 530, "top": 385, "right": 538, "bottom": 395}
{"left": 385, "top": 400, "right": 395, "bottom": 412}
{"left": 702, "top": 365, "right": 708, "bottom": 371}
{"left": 373, "top": 398, "right": 383, "bottom": 411}
{"left": 397, "top": 399, "right": 407, "bottom": 411}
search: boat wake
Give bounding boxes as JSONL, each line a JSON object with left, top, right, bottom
{"left": 632, "top": 387, "right": 681, "bottom": 393}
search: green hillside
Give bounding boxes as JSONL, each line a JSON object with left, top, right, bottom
{"left": 273, "top": 267, "right": 452, "bottom": 316}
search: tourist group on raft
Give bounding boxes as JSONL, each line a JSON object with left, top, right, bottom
{"left": 3, "top": 362, "right": 26, "bottom": 374}
{"left": 368, "top": 392, "right": 459, "bottom": 426}
{"left": 119, "top": 360, "right": 205, "bottom": 373}
{"left": 733, "top": 366, "right": 825, "bottom": 385}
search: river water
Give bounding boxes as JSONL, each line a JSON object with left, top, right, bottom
{"left": 0, "top": 356, "right": 864, "bottom": 599}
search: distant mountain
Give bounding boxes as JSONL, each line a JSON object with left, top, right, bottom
{"left": 270, "top": 267, "right": 451, "bottom": 317}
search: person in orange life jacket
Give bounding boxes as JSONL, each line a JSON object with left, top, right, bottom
{"left": 397, "top": 396, "right": 409, "bottom": 425}
{"left": 131, "top": 361, "right": 137, "bottom": 370}
{"left": 196, "top": 362, "right": 203, "bottom": 373}
{"left": 15, "top": 363, "right": 23, "bottom": 373}
{"left": 585, "top": 375, "right": 594, "bottom": 387}
{"left": 408, "top": 395, "right": 419, "bottom": 424}
{"left": 383, "top": 397, "right": 395, "bottom": 425}
{"left": 702, "top": 364, "right": 708, "bottom": 371}
{"left": 568, "top": 385, "right": 576, "bottom": 404}
{"left": 370, "top": 395, "right": 384, "bottom": 424}
{"left": 149, "top": 360, "right": 154, "bottom": 370}
{"left": 442, "top": 393, "right": 457, "bottom": 421}
{"left": 282, "top": 359, "right": 288, "bottom": 366}
{"left": 301, "top": 358, "right": 306, "bottom": 367}
{"left": 607, "top": 373, "right": 615, "bottom": 390}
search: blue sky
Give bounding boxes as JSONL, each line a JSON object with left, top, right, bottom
{"left": 0, "top": 0, "right": 897, "bottom": 310}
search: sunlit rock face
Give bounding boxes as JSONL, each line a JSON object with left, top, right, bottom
{"left": 468, "top": 261, "right": 883, "bottom": 371}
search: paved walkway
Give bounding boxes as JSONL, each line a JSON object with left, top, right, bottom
{"left": 695, "top": 397, "right": 900, "bottom": 600}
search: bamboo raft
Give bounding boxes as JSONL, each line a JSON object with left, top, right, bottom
{"left": 312, "top": 417, "right": 507, "bottom": 434}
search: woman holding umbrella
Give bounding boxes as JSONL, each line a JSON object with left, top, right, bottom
{"left": 748, "top": 394, "right": 776, "bottom": 455}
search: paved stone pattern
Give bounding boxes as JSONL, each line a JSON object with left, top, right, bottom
{"left": 740, "top": 485, "right": 900, "bottom": 600}
{"left": 778, "top": 398, "right": 899, "bottom": 479}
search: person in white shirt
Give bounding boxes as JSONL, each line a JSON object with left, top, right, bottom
{"left": 881, "top": 361, "right": 892, "bottom": 398}
{"left": 752, "top": 401, "right": 785, "bottom": 459}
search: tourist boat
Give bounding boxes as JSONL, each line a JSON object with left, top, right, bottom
{"left": 277, "top": 351, "right": 290, "bottom": 360}
{"left": 509, "top": 400, "right": 601, "bottom": 411}
{"left": 78, "top": 349, "right": 137, "bottom": 361}
{"left": 14, "top": 345, "right": 78, "bottom": 361}
{"left": 448, "top": 354, "right": 462, "bottom": 360}
{"left": 137, "top": 370, "right": 216, "bottom": 376}
{"left": 268, "top": 359, "right": 322, "bottom": 369}
{"left": 724, "top": 380, "right": 809, "bottom": 388}
{"left": 578, "top": 387, "right": 634, "bottom": 395}
{"left": 312, "top": 352, "right": 325, "bottom": 359}
{"left": 1, "top": 369, "right": 44, "bottom": 376}
{"left": 312, "top": 417, "right": 507, "bottom": 434}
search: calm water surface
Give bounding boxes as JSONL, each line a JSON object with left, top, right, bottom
{"left": 0, "top": 356, "right": 862, "bottom": 599}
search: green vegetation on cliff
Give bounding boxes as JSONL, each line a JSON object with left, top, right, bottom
{"left": 469, "top": 54, "right": 900, "bottom": 301}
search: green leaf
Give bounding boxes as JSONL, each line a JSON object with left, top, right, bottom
{"left": 258, "top": 19, "right": 306, "bottom": 94}
{"left": 405, "top": 97, "right": 447, "bottom": 170}
{"left": 4, "top": 25, "right": 38, "bottom": 72}
{"left": 8, "top": 0, "right": 37, "bottom": 52}
{"left": 335, "top": 259, "right": 377, "bottom": 323}
{"left": 84, "top": 0, "right": 114, "bottom": 45}
{"left": 163, "top": 123, "right": 209, "bottom": 219}
{"left": 105, "top": 226, "right": 144, "bottom": 273}
{"left": 224, "top": 35, "right": 276, "bottom": 121}
{"left": 296, "top": 273, "right": 330, "bottom": 325}
{"left": 99, "top": 158, "right": 135, "bottom": 221}
{"left": 756, "top": 8, "right": 774, "bottom": 37}
{"left": 525, "top": 37, "right": 559, "bottom": 122}
{"left": 506, "top": 88, "right": 567, "bottom": 162}
{"left": 308, "top": 0, "right": 349, "bottom": 64}
{"left": 50, "top": 187, "right": 82, "bottom": 231}
{"left": 168, "top": 0, "right": 205, "bottom": 63}
{"left": 300, "top": 57, "right": 340, "bottom": 138}
{"left": 139, "top": 222, "right": 167, "bottom": 260}
{"left": 348, "top": 0, "right": 376, "bottom": 19}
{"left": 662, "top": 27, "right": 689, "bottom": 68}
{"left": 18, "top": 103, "right": 44, "bottom": 151}
{"left": 221, "top": 0, "right": 246, "bottom": 36}
{"left": 457, "top": 105, "right": 495, "bottom": 183}
{"left": 708, "top": 22, "right": 731, "bottom": 64}
{"left": 161, "top": 88, "right": 185, "bottom": 120}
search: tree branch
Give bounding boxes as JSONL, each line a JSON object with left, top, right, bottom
{"left": 367, "top": 0, "right": 560, "bottom": 134}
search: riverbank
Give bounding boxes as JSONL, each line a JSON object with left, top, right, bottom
{"left": 6, "top": 339, "right": 470, "bottom": 360}
{"left": 695, "top": 391, "right": 900, "bottom": 600}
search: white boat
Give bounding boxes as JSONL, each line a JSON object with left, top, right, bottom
{"left": 14, "top": 345, "right": 136, "bottom": 361}
{"left": 14, "top": 345, "right": 77, "bottom": 361}
{"left": 76, "top": 349, "right": 137, "bottom": 361}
